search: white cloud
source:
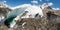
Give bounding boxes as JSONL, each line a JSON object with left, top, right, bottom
{"left": 31, "top": 1, "right": 38, "bottom": 4}
{"left": 4, "top": 1, "right": 7, "bottom": 3}
{"left": 52, "top": 8, "right": 60, "bottom": 10}
{"left": 56, "top": 8, "right": 60, "bottom": 10}
{"left": 48, "top": 2, "right": 53, "bottom": 6}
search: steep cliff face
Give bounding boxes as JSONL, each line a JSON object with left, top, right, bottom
{"left": 0, "top": 3, "right": 12, "bottom": 25}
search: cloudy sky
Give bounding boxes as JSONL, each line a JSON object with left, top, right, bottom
{"left": 0, "top": 0, "right": 60, "bottom": 8}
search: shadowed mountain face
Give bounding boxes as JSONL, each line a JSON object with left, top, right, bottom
{"left": 42, "top": 9, "right": 60, "bottom": 23}
{"left": 0, "top": 7, "right": 12, "bottom": 25}
{"left": 46, "top": 11, "right": 60, "bottom": 30}
{"left": 46, "top": 12, "right": 60, "bottom": 22}
{"left": 4, "top": 7, "right": 26, "bottom": 28}
{"left": 42, "top": 9, "right": 60, "bottom": 15}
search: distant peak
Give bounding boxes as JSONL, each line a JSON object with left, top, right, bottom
{"left": 40, "top": 3, "right": 53, "bottom": 9}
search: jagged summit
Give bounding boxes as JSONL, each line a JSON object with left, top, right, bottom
{"left": 40, "top": 3, "right": 60, "bottom": 10}
{"left": 0, "top": 2, "right": 8, "bottom": 8}
{"left": 40, "top": 3, "right": 53, "bottom": 9}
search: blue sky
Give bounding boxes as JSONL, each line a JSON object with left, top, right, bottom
{"left": 0, "top": 0, "right": 60, "bottom": 8}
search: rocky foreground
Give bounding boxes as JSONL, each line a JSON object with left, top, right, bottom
{"left": 0, "top": 17, "right": 58, "bottom": 30}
